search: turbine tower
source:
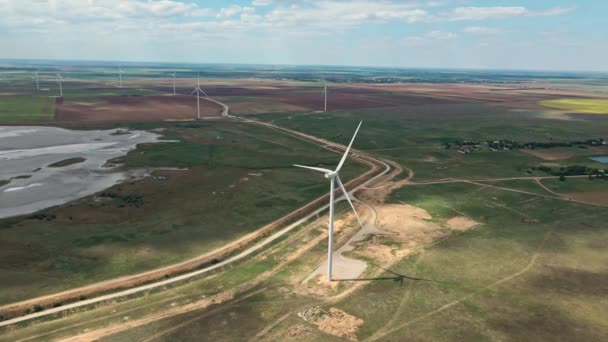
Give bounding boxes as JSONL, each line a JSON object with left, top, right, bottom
{"left": 191, "top": 73, "right": 208, "bottom": 119}
{"left": 294, "top": 121, "right": 364, "bottom": 281}
{"left": 34, "top": 71, "right": 40, "bottom": 93}
{"left": 118, "top": 67, "right": 123, "bottom": 88}
{"left": 172, "top": 72, "right": 176, "bottom": 95}
{"left": 322, "top": 80, "right": 328, "bottom": 112}
{"left": 56, "top": 73, "right": 64, "bottom": 97}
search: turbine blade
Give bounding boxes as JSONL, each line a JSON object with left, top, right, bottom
{"left": 336, "top": 176, "right": 365, "bottom": 229}
{"left": 200, "top": 89, "right": 209, "bottom": 97}
{"left": 335, "top": 121, "right": 362, "bottom": 172}
{"left": 191, "top": 89, "right": 197, "bottom": 95}
{"left": 293, "top": 164, "right": 332, "bottom": 174}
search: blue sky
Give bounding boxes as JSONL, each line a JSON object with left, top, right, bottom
{"left": 1, "top": 0, "right": 607, "bottom": 71}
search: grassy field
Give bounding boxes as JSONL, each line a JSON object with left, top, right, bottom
{"left": 35, "top": 180, "right": 608, "bottom": 342}
{"left": 316, "top": 182, "right": 608, "bottom": 341}
{"left": 0, "top": 201, "right": 358, "bottom": 341}
{"left": 0, "top": 120, "right": 366, "bottom": 305}
{"left": 249, "top": 103, "right": 608, "bottom": 181}
{"left": 0, "top": 95, "right": 55, "bottom": 122}
{"left": 540, "top": 177, "right": 608, "bottom": 193}
{"left": 541, "top": 98, "right": 608, "bottom": 114}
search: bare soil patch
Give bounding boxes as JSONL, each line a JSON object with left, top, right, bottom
{"left": 317, "top": 308, "right": 364, "bottom": 341}
{"left": 562, "top": 191, "right": 608, "bottom": 206}
{"left": 357, "top": 242, "right": 411, "bottom": 265}
{"left": 298, "top": 306, "right": 364, "bottom": 341}
{"left": 375, "top": 204, "right": 441, "bottom": 243}
{"left": 56, "top": 95, "right": 222, "bottom": 123}
{"left": 287, "top": 324, "right": 313, "bottom": 339}
{"left": 521, "top": 149, "right": 575, "bottom": 161}
{"left": 446, "top": 216, "right": 480, "bottom": 231}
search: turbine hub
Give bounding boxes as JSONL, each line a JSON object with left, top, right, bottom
{"left": 325, "top": 172, "right": 337, "bottom": 179}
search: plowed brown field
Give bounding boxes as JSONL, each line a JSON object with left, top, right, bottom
{"left": 56, "top": 95, "right": 222, "bottom": 122}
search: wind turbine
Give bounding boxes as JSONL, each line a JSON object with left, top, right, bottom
{"left": 191, "top": 73, "right": 208, "bottom": 119}
{"left": 56, "top": 73, "right": 64, "bottom": 97}
{"left": 322, "top": 80, "right": 328, "bottom": 112}
{"left": 34, "top": 71, "right": 40, "bottom": 93}
{"left": 172, "top": 72, "right": 176, "bottom": 95}
{"left": 118, "top": 67, "right": 123, "bottom": 88}
{"left": 294, "top": 121, "right": 364, "bottom": 281}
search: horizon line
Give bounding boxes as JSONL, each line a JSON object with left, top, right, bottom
{"left": 1, "top": 58, "right": 607, "bottom": 75}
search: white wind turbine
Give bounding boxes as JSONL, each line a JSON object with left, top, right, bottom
{"left": 118, "top": 67, "right": 123, "bottom": 88}
{"left": 34, "top": 71, "right": 40, "bottom": 93}
{"left": 322, "top": 80, "right": 328, "bottom": 112}
{"left": 172, "top": 72, "right": 176, "bottom": 95}
{"left": 294, "top": 121, "right": 364, "bottom": 281}
{"left": 191, "top": 73, "right": 208, "bottom": 119}
{"left": 56, "top": 73, "right": 64, "bottom": 97}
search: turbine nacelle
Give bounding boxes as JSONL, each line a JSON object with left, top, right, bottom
{"left": 324, "top": 171, "right": 337, "bottom": 179}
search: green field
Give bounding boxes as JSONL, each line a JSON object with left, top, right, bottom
{"left": 540, "top": 177, "right": 608, "bottom": 193}
{"left": 0, "top": 121, "right": 366, "bottom": 305}
{"left": 327, "top": 183, "right": 608, "bottom": 341}
{"left": 249, "top": 103, "right": 608, "bottom": 181}
{"left": 0, "top": 95, "right": 55, "bottom": 122}
{"left": 541, "top": 98, "right": 608, "bottom": 114}
{"left": 46, "top": 181, "right": 608, "bottom": 342}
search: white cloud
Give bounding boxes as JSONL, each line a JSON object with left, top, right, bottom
{"left": 401, "top": 36, "right": 426, "bottom": 47}
{"left": 534, "top": 6, "right": 576, "bottom": 17}
{"left": 447, "top": 6, "right": 528, "bottom": 21}
{"left": 426, "top": 30, "right": 457, "bottom": 40}
{"left": 252, "top": 0, "right": 273, "bottom": 6}
{"left": 463, "top": 26, "right": 505, "bottom": 34}
{"left": 217, "top": 5, "right": 254, "bottom": 19}
{"left": 447, "top": 6, "right": 574, "bottom": 21}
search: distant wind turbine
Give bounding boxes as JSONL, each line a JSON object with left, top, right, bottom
{"left": 191, "top": 73, "right": 208, "bottom": 119}
{"left": 34, "top": 71, "right": 40, "bottom": 93}
{"left": 172, "top": 72, "right": 176, "bottom": 95}
{"left": 294, "top": 121, "right": 364, "bottom": 281}
{"left": 322, "top": 80, "right": 328, "bottom": 112}
{"left": 56, "top": 73, "right": 64, "bottom": 97}
{"left": 118, "top": 67, "right": 123, "bottom": 88}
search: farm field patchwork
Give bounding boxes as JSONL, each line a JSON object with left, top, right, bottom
{"left": 55, "top": 95, "right": 222, "bottom": 123}
{"left": 541, "top": 98, "right": 608, "bottom": 114}
{"left": 248, "top": 103, "right": 608, "bottom": 181}
{"left": 1, "top": 64, "right": 608, "bottom": 341}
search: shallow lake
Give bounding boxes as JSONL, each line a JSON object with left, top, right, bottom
{"left": 590, "top": 156, "right": 608, "bottom": 163}
{"left": 0, "top": 126, "right": 162, "bottom": 219}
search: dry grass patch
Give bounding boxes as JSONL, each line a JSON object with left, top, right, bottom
{"left": 375, "top": 204, "right": 441, "bottom": 244}
{"left": 521, "top": 149, "right": 575, "bottom": 161}
{"left": 446, "top": 216, "right": 480, "bottom": 231}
